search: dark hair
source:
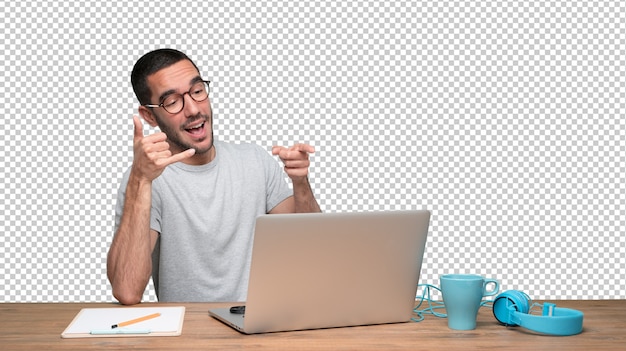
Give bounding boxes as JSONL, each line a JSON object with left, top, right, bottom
{"left": 131, "top": 48, "right": 200, "bottom": 105}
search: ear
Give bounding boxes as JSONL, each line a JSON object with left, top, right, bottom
{"left": 138, "top": 106, "right": 159, "bottom": 128}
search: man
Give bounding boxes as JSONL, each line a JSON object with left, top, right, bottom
{"left": 107, "top": 49, "right": 321, "bottom": 305}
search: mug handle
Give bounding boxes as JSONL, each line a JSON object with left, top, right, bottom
{"left": 483, "top": 279, "right": 500, "bottom": 297}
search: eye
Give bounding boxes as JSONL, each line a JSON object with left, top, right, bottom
{"left": 191, "top": 84, "right": 206, "bottom": 96}
{"left": 163, "top": 95, "right": 181, "bottom": 107}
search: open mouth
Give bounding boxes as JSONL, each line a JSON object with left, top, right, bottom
{"left": 184, "top": 121, "right": 206, "bottom": 137}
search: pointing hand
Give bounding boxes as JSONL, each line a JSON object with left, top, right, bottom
{"left": 272, "top": 143, "right": 315, "bottom": 181}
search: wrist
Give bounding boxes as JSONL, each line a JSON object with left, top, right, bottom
{"left": 126, "top": 171, "right": 154, "bottom": 196}
{"left": 290, "top": 174, "right": 309, "bottom": 184}
{"left": 129, "top": 166, "right": 154, "bottom": 185}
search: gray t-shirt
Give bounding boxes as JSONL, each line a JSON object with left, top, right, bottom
{"left": 114, "top": 140, "right": 292, "bottom": 302}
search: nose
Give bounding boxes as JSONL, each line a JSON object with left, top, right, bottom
{"left": 182, "top": 93, "right": 201, "bottom": 117}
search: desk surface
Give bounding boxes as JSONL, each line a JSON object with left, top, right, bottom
{"left": 1, "top": 300, "right": 624, "bottom": 350}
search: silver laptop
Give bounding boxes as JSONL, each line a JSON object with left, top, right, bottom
{"left": 209, "top": 210, "right": 430, "bottom": 334}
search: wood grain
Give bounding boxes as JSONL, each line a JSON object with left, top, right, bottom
{"left": 0, "top": 300, "right": 623, "bottom": 350}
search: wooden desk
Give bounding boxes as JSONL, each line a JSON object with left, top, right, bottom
{"left": 0, "top": 300, "right": 624, "bottom": 350}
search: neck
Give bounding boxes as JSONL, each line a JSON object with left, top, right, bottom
{"left": 180, "top": 143, "right": 216, "bottom": 165}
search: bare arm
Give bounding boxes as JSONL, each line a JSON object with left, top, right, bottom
{"left": 107, "top": 175, "right": 158, "bottom": 305}
{"left": 271, "top": 144, "right": 321, "bottom": 214}
{"left": 291, "top": 175, "right": 321, "bottom": 213}
{"left": 107, "top": 116, "right": 195, "bottom": 305}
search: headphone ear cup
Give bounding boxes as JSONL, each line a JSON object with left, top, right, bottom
{"left": 492, "top": 290, "right": 531, "bottom": 326}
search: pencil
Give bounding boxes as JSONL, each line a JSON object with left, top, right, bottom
{"left": 111, "top": 312, "right": 161, "bottom": 329}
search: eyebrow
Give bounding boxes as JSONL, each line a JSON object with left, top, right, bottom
{"left": 157, "top": 76, "right": 204, "bottom": 103}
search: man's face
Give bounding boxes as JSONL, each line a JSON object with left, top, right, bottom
{"left": 143, "top": 60, "right": 214, "bottom": 158}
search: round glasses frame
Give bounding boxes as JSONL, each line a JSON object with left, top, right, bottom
{"left": 143, "top": 80, "right": 211, "bottom": 114}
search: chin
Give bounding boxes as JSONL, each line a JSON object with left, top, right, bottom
{"left": 192, "top": 138, "right": 214, "bottom": 155}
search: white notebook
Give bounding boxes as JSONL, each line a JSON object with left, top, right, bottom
{"left": 61, "top": 306, "right": 185, "bottom": 338}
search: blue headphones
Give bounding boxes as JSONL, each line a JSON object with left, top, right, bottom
{"left": 492, "top": 290, "right": 584, "bottom": 336}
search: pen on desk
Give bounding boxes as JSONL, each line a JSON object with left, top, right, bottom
{"left": 91, "top": 329, "right": 151, "bottom": 335}
{"left": 111, "top": 312, "right": 161, "bottom": 329}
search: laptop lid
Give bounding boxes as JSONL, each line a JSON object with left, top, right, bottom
{"left": 209, "top": 210, "right": 430, "bottom": 334}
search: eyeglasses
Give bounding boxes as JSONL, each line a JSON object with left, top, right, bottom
{"left": 144, "top": 80, "right": 211, "bottom": 114}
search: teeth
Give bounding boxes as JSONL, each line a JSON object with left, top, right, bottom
{"left": 187, "top": 122, "right": 204, "bottom": 130}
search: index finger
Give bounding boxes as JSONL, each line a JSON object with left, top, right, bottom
{"left": 291, "top": 143, "right": 315, "bottom": 154}
{"left": 272, "top": 144, "right": 315, "bottom": 155}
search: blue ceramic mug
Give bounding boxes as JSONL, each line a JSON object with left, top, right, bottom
{"left": 440, "top": 274, "right": 500, "bottom": 330}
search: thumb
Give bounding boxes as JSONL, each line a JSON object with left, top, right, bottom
{"left": 272, "top": 145, "right": 285, "bottom": 155}
{"left": 165, "top": 148, "right": 197, "bottom": 165}
{"left": 133, "top": 115, "right": 144, "bottom": 140}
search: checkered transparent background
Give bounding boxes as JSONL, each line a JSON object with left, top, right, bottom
{"left": 1, "top": 1, "right": 624, "bottom": 302}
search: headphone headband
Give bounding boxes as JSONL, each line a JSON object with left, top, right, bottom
{"left": 492, "top": 290, "right": 584, "bottom": 336}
